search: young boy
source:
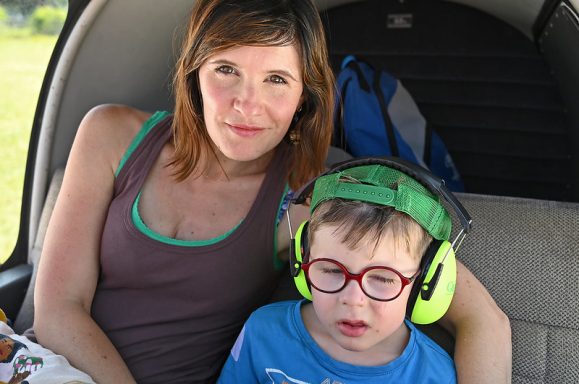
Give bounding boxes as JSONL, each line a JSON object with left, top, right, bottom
{"left": 218, "top": 161, "right": 460, "bottom": 383}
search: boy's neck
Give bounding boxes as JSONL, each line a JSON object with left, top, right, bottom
{"left": 300, "top": 302, "right": 411, "bottom": 367}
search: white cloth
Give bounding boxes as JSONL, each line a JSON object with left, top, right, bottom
{"left": 0, "top": 322, "right": 95, "bottom": 384}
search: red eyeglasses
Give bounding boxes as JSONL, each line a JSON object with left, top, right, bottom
{"left": 301, "top": 258, "right": 420, "bottom": 301}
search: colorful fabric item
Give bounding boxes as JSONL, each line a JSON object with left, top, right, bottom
{"left": 0, "top": 322, "right": 95, "bottom": 384}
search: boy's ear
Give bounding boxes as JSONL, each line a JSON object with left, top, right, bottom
{"left": 407, "top": 240, "right": 456, "bottom": 325}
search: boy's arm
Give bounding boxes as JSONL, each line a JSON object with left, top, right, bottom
{"left": 439, "top": 261, "right": 512, "bottom": 384}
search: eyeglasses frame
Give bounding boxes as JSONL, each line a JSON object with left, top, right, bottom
{"left": 301, "top": 257, "right": 421, "bottom": 302}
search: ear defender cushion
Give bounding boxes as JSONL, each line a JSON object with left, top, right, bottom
{"left": 292, "top": 221, "right": 313, "bottom": 300}
{"left": 409, "top": 240, "right": 457, "bottom": 325}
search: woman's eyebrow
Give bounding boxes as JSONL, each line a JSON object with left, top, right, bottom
{"left": 207, "top": 58, "right": 236, "bottom": 66}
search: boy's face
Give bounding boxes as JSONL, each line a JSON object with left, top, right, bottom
{"left": 306, "top": 224, "right": 421, "bottom": 360}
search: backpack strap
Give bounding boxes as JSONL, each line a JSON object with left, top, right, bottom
{"left": 424, "top": 122, "right": 433, "bottom": 165}
{"left": 369, "top": 62, "right": 399, "bottom": 157}
{"left": 334, "top": 78, "right": 351, "bottom": 152}
{"left": 338, "top": 56, "right": 400, "bottom": 157}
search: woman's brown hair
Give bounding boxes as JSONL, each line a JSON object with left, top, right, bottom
{"left": 172, "top": 0, "right": 335, "bottom": 190}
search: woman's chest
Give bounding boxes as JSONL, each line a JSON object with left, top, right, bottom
{"left": 138, "top": 168, "right": 266, "bottom": 241}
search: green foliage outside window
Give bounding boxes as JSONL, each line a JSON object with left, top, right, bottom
{"left": 0, "top": 2, "right": 63, "bottom": 263}
{"left": 0, "top": 6, "right": 7, "bottom": 25}
{"left": 29, "top": 6, "right": 66, "bottom": 35}
{"left": 0, "top": 0, "right": 66, "bottom": 18}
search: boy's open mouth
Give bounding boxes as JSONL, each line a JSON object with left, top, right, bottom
{"left": 337, "top": 320, "right": 368, "bottom": 337}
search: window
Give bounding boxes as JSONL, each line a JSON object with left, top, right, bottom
{"left": 0, "top": 1, "right": 66, "bottom": 264}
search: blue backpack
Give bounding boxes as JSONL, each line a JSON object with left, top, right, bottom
{"left": 334, "top": 55, "right": 465, "bottom": 192}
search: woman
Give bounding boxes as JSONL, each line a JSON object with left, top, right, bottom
{"left": 33, "top": 0, "right": 511, "bottom": 383}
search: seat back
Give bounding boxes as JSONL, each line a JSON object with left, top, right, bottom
{"left": 455, "top": 193, "right": 579, "bottom": 383}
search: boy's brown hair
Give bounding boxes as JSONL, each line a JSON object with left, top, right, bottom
{"left": 308, "top": 198, "right": 433, "bottom": 261}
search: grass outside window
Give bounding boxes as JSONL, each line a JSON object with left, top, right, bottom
{"left": 0, "top": 29, "right": 57, "bottom": 263}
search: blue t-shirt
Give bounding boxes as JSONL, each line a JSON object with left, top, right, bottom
{"left": 218, "top": 300, "right": 456, "bottom": 383}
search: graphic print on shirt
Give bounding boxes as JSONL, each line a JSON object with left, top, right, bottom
{"left": 265, "top": 368, "right": 309, "bottom": 383}
{"left": 321, "top": 379, "right": 343, "bottom": 384}
{"left": 264, "top": 369, "right": 345, "bottom": 384}
{"left": 1, "top": 334, "right": 44, "bottom": 384}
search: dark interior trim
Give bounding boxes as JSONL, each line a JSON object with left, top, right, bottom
{"left": 0, "top": 265, "right": 33, "bottom": 321}
{"left": 538, "top": 1, "right": 579, "bottom": 200}
{"left": 533, "top": 0, "right": 563, "bottom": 41}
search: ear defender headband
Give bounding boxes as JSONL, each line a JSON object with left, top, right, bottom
{"left": 287, "top": 157, "right": 472, "bottom": 325}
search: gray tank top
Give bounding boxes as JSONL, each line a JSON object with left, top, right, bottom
{"left": 92, "top": 112, "right": 290, "bottom": 383}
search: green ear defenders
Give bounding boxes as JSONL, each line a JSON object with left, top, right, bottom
{"left": 287, "top": 157, "right": 472, "bottom": 325}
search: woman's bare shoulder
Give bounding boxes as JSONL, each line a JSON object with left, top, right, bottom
{"left": 81, "top": 104, "right": 152, "bottom": 138}
{"left": 76, "top": 104, "right": 154, "bottom": 166}
{"left": 69, "top": 104, "right": 157, "bottom": 169}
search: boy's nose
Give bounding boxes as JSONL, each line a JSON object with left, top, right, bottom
{"left": 339, "top": 280, "right": 367, "bottom": 306}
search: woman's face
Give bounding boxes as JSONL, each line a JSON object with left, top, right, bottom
{"left": 198, "top": 45, "right": 303, "bottom": 163}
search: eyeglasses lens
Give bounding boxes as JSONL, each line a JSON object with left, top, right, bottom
{"left": 362, "top": 268, "right": 403, "bottom": 300}
{"left": 308, "top": 260, "right": 345, "bottom": 291}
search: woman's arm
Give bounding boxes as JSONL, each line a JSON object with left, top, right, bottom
{"left": 439, "top": 261, "right": 512, "bottom": 384}
{"left": 34, "top": 105, "right": 149, "bottom": 383}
